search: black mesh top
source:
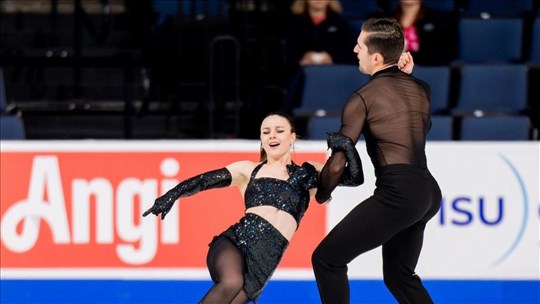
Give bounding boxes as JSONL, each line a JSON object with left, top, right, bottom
{"left": 316, "top": 66, "right": 432, "bottom": 201}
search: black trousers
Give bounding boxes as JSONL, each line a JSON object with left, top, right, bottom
{"left": 312, "top": 164, "right": 442, "bottom": 304}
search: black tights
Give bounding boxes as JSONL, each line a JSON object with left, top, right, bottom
{"left": 199, "top": 236, "right": 250, "bottom": 304}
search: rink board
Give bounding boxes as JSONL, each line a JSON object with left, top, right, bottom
{"left": 1, "top": 140, "right": 538, "bottom": 303}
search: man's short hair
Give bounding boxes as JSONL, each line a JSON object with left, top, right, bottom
{"left": 361, "top": 18, "right": 405, "bottom": 65}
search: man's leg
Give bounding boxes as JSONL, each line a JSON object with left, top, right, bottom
{"left": 312, "top": 195, "right": 408, "bottom": 304}
{"left": 382, "top": 222, "right": 434, "bottom": 304}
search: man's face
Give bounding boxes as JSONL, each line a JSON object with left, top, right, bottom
{"left": 353, "top": 31, "right": 373, "bottom": 75}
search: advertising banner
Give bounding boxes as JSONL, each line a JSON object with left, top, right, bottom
{"left": 0, "top": 141, "right": 327, "bottom": 278}
{"left": 1, "top": 141, "right": 538, "bottom": 281}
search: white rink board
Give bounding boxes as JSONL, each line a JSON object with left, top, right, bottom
{"left": 332, "top": 142, "right": 539, "bottom": 280}
{"left": 1, "top": 140, "right": 538, "bottom": 281}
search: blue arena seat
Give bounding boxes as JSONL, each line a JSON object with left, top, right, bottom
{"left": 458, "top": 17, "right": 524, "bottom": 63}
{"left": 340, "top": 0, "right": 380, "bottom": 20}
{"left": 464, "top": 0, "right": 533, "bottom": 16}
{"left": 453, "top": 65, "right": 528, "bottom": 115}
{"left": 293, "top": 65, "right": 370, "bottom": 117}
{"left": 427, "top": 116, "right": 453, "bottom": 140}
{"left": 308, "top": 116, "right": 452, "bottom": 141}
{"left": 0, "top": 68, "right": 6, "bottom": 113}
{"left": 306, "top": 116, "right": 341, "bottom": 140}
{"left": 413, "top": 66, "right": 451, "bottom": 114}
{"left": 389, "top": 0, "right": 456, "bottom": 12}
{"left": 189, "top": 0, "right": 228, "bottom": 18}
{"left": 530, "top": 17, "right": 540, "bottom": 63}
{"left": 460, "top": 116, "right": 530, "bottom": 140}
{"left": 0, "top": 115, "right": 25, "bottom": 140}
{"left": 348, "top": 19, "right": 365, "bottom": 34}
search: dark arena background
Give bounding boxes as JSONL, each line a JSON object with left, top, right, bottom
{"left": 1, "top": 1, "right": 539, "bottom": 303}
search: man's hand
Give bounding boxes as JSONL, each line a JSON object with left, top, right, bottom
{"left": 321, "top": 196, "right": 332, "bottom": 205}
{"left": 315, "top": 192, "right": 333, "bottom": 204}
{"left": 398, "top": 52, "right": 414, "bottom": 74}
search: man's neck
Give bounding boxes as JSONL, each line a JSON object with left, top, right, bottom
{"left": 371, "top": 63, "right": 397, "bottom": 76}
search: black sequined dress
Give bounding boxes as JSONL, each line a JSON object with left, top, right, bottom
{"left": 209, "top": 161, "right": 318, "bottom": 302}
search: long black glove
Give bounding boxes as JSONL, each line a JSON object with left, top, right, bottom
{"left": 326, "top": 132, "right": 364, "bottom": 186}
{"left": 142, "top": 168, "right": 232, "bottom": 219}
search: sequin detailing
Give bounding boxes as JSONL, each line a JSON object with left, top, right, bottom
{"left": 172, "top": 167, "right": 232, "bottom": 198}
{"left": 217, "top": 213, "right": 288, "bottom": 302}
{"left": 244, "top": 162, "right": 318, "bottom": 224}
{"left": 208, "top": 162, "right": 318, "bottom": 302}
{"left": 327, "top": 132, "right": 364, "bottom": 187}
{"left": 144, "top": 168, "right": 232, "bottom": 219}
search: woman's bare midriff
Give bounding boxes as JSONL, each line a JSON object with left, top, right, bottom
{"left": 245, "top": 205, "right": 297, "bottom": 241}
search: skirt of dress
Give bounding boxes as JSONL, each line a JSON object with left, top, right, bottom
{"left": 209, "top": 213, "right": 289, "bottom": 302}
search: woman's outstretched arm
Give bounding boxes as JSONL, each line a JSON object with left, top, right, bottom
{"left": 143, "top": 160, "right": 253, "bottom": 219}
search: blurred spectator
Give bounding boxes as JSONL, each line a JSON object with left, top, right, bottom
{"left": 283, "top": 0, "right": 357, "bottom": 113}
{"left": 285, "top": 0, "right": 357, "bottom": 69}
{"left": 380, "top": 0, "right": 458, "bottom": 65}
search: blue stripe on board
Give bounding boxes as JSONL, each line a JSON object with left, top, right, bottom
{"left": 1, "top": 279, "right": 538, "bottom": 303}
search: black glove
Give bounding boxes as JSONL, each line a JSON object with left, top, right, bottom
{"left": 326, "top": 132, "right": 364, "bottom": 186}
{"left": 142, "top": 191, "right": 177, "bottom": 220}
{"left": 143, "top": 167, "right": 232, "bottom": 220}
{"left": 287, "top": 162, "right": 319, "bottom": 190}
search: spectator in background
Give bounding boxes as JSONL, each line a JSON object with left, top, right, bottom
{"left": 285, "top": 0, "right": 357, "bottom": 68}
{"left": 381, "top": 0, "right": 458, "bottom": 65}
{"left": 283, "top": 0, "right": 357, "bottom": 113}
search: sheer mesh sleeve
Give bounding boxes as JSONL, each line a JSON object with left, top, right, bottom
{"left": 315, "top": 93, "right": 365, "bottom": 203}
{"left": 315, "top": 67, "right": 431, "bottom": 203}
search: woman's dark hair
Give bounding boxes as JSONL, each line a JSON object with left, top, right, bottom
{"left": 361, "top": 18, "right": 404, "bottom": 65}
{"left": 259, "top": 112, "right": 297, "bottom": 162}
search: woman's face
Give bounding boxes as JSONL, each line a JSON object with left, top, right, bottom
{"left": 307, "top": 0, "right": 330, "bottom": 10}
{"left": 401, "top": 0, "right": 421, "bottom": 5}
{"left": 260, "top": 115, "right": 296, "bottom": 159}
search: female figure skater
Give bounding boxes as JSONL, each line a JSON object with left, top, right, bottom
{"left": 143, "top": 112, "right": 362, "bottom": 303}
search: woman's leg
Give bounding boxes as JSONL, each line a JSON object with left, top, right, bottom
{"left": 199, "top": 237, "right": 247, "bottom": 304}
{"left": 231, "top": 290, "right": 249, "bottom": 304}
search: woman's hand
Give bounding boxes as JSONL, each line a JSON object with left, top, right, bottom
{"left": 143, "top": 194, "right": 176, "bottom": 220}
{"left": 300, "top": 51, "right": 334, "bottom": 65}
{"left": 398, "top": 52, "right": 414, "bottom": 74}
